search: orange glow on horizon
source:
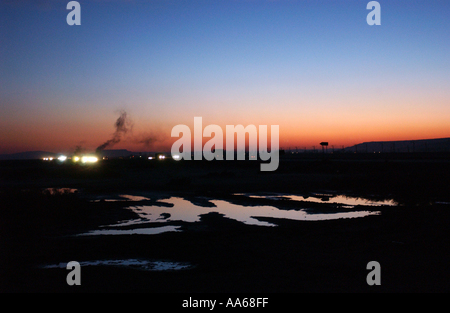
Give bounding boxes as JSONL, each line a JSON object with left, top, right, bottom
{"left": 1, "top": 101, "right": 449, "bottom": 154}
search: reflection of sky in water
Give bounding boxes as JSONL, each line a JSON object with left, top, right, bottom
{"left": 94, "top": 195, "right": 152, "bottom": 202}
{"left": 288, "top": 195, "right": 395, "bottom": 206}
{"left": 43, "top": 259, "right": 191, "bottom": 271}
{"left": 78, "top": 225, "right": 181, "bottom": 236}
{"left": 105, "top": 197, "right": 381, "bottom": 229}
{"left": 92, "top": 194, "right": 396, "bottom": 207}
{"left": 281, "top": 194, "right": 394, "bottom": 206}
{"left": 43, "top": 188, "right": 78, "bottom": 195}
{"left": 236, "top": 193, "right": 396, "bottom": 206}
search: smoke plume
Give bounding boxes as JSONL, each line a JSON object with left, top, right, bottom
{"left": 73, "top": 145, "right": 84, "bottom": 155}
{"left": 95, "top": 111, "right": 167, "bottom": 153}
{"left": 96, "top": 111, "right": 131, "bottom": 153}
{"left": 134, "top": 131, "right": 163, "bottom": 149}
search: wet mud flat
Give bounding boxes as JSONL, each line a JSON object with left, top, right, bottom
{"left": 1, "top": 157, "right": 450, "bottom": 292}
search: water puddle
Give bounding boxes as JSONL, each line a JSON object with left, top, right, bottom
{"left": 90, "top": 194, "right": 152, "bottom": 202}
{"left": 235, "top": 193, "right": 396, "bottom": 207}
{"left": 77, "top": 225, "right": 181, "bottom": 236}
{"left": 42, "top": 259, "right": 192, "bottom": 271}
{"left": 82, "top": 196, "right": 381, "bottom": 234}
{"left": 286, "top": 194, "right": 395, "bottom": 206}
{"left": 43, "top": 188, "right": 78, "bottom": 195}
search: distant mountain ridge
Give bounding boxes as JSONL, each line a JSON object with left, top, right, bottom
{"left": 345, "top": 137, "right": 450, "bottom": 153}
{"left": 2, "top": 138, "right": 450, "bottom": 160}
{"left": 0, "top": 151, "right": 57, "bottom": 160}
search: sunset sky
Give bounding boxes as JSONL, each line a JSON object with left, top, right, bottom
{"left": 1, "top": 0, "right": 450, "bottom": 154}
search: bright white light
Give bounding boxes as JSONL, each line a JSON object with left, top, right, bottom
{"left": 73, "top": 156, "right": 80, "bottom": 162}
{"left": 57, "top": 155, "right": 67, "bottom": 162}
{"left": 148, "top": 157, "right": 153, "bottom": 160}
{"left": 49, "top": 157, "right": 53, "bottom": 161}
{"left": 172, "top": 155, "right": 180, "bottom": 160}
{"left": 81, "top": 156, "right": 98, "bottom": 163}
{"left": 158, "top": 155, "right": 165, "bottom": 160}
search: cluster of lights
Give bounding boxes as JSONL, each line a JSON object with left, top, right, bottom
{"left": 148, "top": 154, "right": 177, "bottom": 160}
{"left": 44, "top": 154, "right": 178, "bottom": 162}
{"left": 43, "top": 154, "right": 98, "bottom": 164}
{"left": 43, "top": 155, "right": 68, "bottom": 161}
{"left": 57, "top": 155, "right": 67, "bottom": 161}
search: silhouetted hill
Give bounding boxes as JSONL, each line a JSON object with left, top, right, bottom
{"left": 98, "top": 149, "right": 135, "bottom": 158}
{"left": 345, "top": 137, "right": 450, "bottom": 153}
{"left": 0, "top": 151, "right": 57, "bottom": 160}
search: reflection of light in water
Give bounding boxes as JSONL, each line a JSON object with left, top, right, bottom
{"left": 104, "top": 197, "right": 380, "bottom": 229}
{"left": 235, "top": 193, "right": 396, "bottom": 207}
{"left": 210, "top": 200, "right": 379, "bottom": 226}
{"left": 118, "top": 195, "right": 151, "bottom": 201}
{"left": 286, "top": 195, "right": 396, "bottom": 206}
{"left": 43, "top": 188, "right": 78, "bottom": 195}
{"left": 91, "top": 194, "right": 152, "bottom": 202}
{"left": 108, "top": 197, "right": 212, "bottom": 226}
{"left": 43, "top": 259, "right": 191, "bottom": 271}
{"left": 78, "top": 225, "right": 180, "bottom": 236}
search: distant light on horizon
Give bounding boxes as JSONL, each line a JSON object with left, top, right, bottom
{"left": 81, "top": 156, "right": 98, "bottom": 163}
{"left": 57, "top": 155, "right": 67, "bottom": 162}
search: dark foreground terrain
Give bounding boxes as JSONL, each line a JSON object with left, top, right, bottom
{"left": 1, "top": 154, "right": 449, "bottom": 293}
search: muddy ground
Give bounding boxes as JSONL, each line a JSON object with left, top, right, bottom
{"left": 1, "top": 154, "right": 449, "bottom": 293}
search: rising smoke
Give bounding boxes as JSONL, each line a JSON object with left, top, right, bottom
{"left": 96, "top": 111, "right": 131, "bottom": 153}
{"left": 95, "top": 111, "right": 161, "bottom": 153}
{"left": 73, "top": 145, "right": 84, "bottom": 155}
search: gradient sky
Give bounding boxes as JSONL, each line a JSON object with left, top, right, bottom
{"left": 1, "top": 0, "right": 450, "bottom": 154}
